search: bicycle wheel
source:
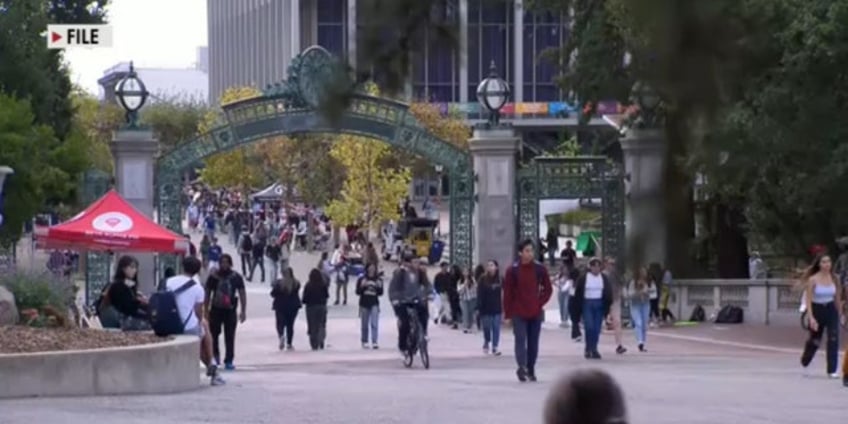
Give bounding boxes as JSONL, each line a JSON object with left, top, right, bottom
{"left": 419, "top": 335, "right": 430, "bottom": 369}
{"left": 404, "top": 321, "right": 417, "bottom": 368}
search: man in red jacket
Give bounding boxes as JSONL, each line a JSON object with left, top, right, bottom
{"left": 504, "top": 239, "right": 553, "bottom": 382}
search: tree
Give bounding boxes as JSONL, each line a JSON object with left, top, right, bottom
{"left": 141, "top": 98, "right": 209, "bottom": 155}
{"left": 197, "top": 87, "right": 263, "bottom": 192}
{"left": 70, "top": 88, "right": 122, "bottom": 173}
{"left": 325, "top": 136, "right": 411, "bottom": 233}
{"left": 0, "top": 94, "right": 89, "bottom": 245}
{"left": 252, "top": 137, "right": 301, "bottom": 203}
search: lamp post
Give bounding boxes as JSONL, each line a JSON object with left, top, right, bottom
{"left": 0, "top": 166, "right": 14, "bottom": 227}
{"left": 114, "top": 62, "right": 149, "bottom": 128}
{"left": 476, "top": 61, "right": 510, "bottom": 127}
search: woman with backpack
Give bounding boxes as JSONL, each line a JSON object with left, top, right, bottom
{"left": 477, "top": 260, "right": 503, "bottom": 356}
{"left": 105, "top": 255, "right": 151, "bottom": 331}
{"left": 458, "top": 267, "right": 478, "bottom": 334}
{"left": 355, "top": 263, "right": 384, "bottom": 349}
{"left": 302, "top": 268, "right": 330, "bottom": 350}
{"left": 271, "top": 267, "right": 301, "bottom": 351}
{"left": 238, "top": 228, "right": 253, "bottom": 277}
{"left": 627, "top": 266, "right": 655, "bottom": 352}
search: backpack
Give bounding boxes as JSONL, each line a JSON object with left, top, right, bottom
{"left": 212, "top": 274, "right": 235, "bottom": 309}
{"left": 689, "top": 304, "right": 706, "bottom": 322}
{"left": 714, "top": 305, "right": 744, "bottom": 324}
{"left": 148, "top": 280, "right": 197, "bottom": 337}
{"left": 240, "top": 234, "right": 253, "bottom": 253}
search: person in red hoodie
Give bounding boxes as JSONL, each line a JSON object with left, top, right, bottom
{"left": 503, "top": 239, "right": 553, "bottom": 382}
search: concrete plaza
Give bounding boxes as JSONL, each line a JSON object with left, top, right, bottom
{"left": 2, "top": 233, "right": 844, "bottom": 423}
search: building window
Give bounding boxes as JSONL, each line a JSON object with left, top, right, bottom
{"left": 467, "top": 0, "right": 514, "bottom": 99}
{"left": 522, "top": 9, "right": 568, "bottom": 102}
{"left": 410, "top": 1, "right": 460, "bottom": 102}
{"left": 317, "top": 0, "right": 347, "bottom": 58}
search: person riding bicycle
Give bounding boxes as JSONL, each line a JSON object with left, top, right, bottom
{"left": 389, "top": 254, "right": 428, "bottom": 355}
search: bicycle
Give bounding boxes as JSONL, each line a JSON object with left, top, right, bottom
{"left": 402, "top": 304, "right": 430, "bottom": 369}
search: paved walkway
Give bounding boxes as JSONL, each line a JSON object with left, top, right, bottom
{"left": 2, "top": 232, "right": 844, "bottom": 423}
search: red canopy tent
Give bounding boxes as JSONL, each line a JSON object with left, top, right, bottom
{"left": 34, "top": 189, "right": 189, "bottom": 254}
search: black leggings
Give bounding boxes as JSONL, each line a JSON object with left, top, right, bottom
{"left": 801, "top": 301, "right": 839, "bottom": 374}
{"left": 649, "top": 298, "right": 660, "bottom": 321}
{"left": 275, "top": 309, "right": 298, "bottom": 346}
{"left": 568, "top": 296, "right": 581, "bottom": 339}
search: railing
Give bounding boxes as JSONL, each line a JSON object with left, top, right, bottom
{"left": 667, "top": 279, "right": 801, "bottom": 326}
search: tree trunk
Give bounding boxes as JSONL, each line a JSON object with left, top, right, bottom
{"left": 715, "top": 202, "right": 749, "bottom": 278}
{"left": 663, "top": 113, "right": 696, "bottom": 277}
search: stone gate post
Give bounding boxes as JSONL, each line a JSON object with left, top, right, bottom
{"left": 621, "top": 128, "right": 667, "bottom": 266}
{"left": 469, "top": 127, "right": 520, "bottom": 269}
{"left": 111, "top": 129, "right": 159, "bottom": 294}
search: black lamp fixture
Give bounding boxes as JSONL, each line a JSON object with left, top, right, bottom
{"left": 476, "top": 61, "right": 510, "bottom": 126}
{"left": 632, "top": 81, "right": 660, "bottom": 112}
{"left": 114, "top": 61, "right": 149, "bottom": 128}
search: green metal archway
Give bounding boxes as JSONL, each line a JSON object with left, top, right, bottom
{"left": 155, "top": 46, "right": 474, "bottom": 270}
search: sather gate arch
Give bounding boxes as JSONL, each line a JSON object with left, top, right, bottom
{"left": 155, "top": 46, "right": 474, "bottom": 269}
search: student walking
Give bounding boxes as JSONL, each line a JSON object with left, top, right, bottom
{"left": 477, "top": 260, "right": 503, "bottom": 355}
{"left": 553, "top": 266, "right": 571, "bottom": 328}
{"left": 504, "top": 239, "right": 553, "bottom": 382}
{"left": 627, "top": 266, "right": 654, "bottom": 352}
{"left": 573, "top": 258, "right": 613, "bottom": 360}
{"left": 355, "top": 263, "right": 384, "bottom": 349}
{"left": 799, "top": 254, "right": 842, "bottom": 378}
{"left": 566, "top": 268, "right": 582, "bottom": 341}
{"left": 458, "top": 267, "right": 478, "bottom": 333}
{"left": 271, "top": 267, "right": 301, "bottom": 351}
{"left": 204, "top": 255, "right": 247, "bottom": 370}
{"left": 303, "top": 268, "right": 330, "bottom": 350}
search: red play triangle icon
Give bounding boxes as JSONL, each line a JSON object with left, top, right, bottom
{"left": 51, "top": 32, "right": 62, "bottom": 43}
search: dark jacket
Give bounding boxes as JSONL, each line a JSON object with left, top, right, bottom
{"left": 503, "top": 261, "right": 553, "bottom": 320}
{"left": 389, "top": 267, "right": 424, "bottom": 304}
{"left": 356, "top": 275, "right": 384, "bottom": 308}
{"left": 573, "top": 272, "right": 614, "bottom": 318}
{"left": 433, "top": 271, "right": 452, "bottom": 294}
{"left": 271, "top": 279, "right": 301, "bottom": 311}
{"left": 301, "top": 279, "right": 329, "bottom": 306}
{"left": 252, "top": 239, "right": 266, "bottom": 259}
{"left": 476, "top": 274, "right": 503, "bottom": 315}
{"left": 108, "top": 280, "right": 146, "bottom": 318}
{"left": 266, "top": 244, "right": 282, "bottom": 262}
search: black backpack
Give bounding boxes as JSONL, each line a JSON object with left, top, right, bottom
{"left": 240, "top": 234, "right": 253, "bottom": 252}
{"left": 689, "top": 304, "right": 706, "bottom": 322}
{"left": 149, "top": 279, "right": 197, "bottom": 337}
{"left": 715, "top": 305, "right": 744, "bottom": 324}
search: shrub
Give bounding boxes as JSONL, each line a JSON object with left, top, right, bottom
{"left": 0, "top": 271, "right": 73, "bottom": 326}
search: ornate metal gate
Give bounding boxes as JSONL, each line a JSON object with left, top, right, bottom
{"left": 80, "top": 170, "right": 113, "bottom": 305}
{"left": 156, "top": 46, "right": 475, "bottom": 270}
{"left": 516, "top": 157, "right": 625, "bottom": 264}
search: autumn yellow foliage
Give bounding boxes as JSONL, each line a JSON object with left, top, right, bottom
{"left": 408, "top": 102, "right": 470, "bottom": 150}
{"left": 198, "top": 86, "right": 263, "bottom": 190}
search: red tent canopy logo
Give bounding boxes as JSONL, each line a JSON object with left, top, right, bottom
{"left": 92, "top": 212, "right": 134, "bottom": 233}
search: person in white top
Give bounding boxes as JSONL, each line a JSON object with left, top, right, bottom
{"left": 573, "top": 258, "right": 613, "bottom": 360}
{"left": 166, "top": 256, "right": 224, "bottom": 386}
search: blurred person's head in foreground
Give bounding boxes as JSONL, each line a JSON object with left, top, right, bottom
{"left": 544, "top": 369, "right": 627, "bottom": 424}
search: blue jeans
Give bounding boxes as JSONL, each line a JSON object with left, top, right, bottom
{"left": 629, "top": 301, "right": 650, "bottom": 344}
{"left": 461, "top": 299, "right": 477, "bottom": 330}
{"left": 481, "top": 313, "right": 502, "bottom": 350}
{"left": 360, "top": 306, "right": 379, "bottom": 345}
{"left": 557, "top": 291, "right": 570, "bottom": 323}
{"left": 582, "top": 299, "right": 604, "bottom": 353}
{"left": 512, "top": 315, "right": 543, "bottom": 372}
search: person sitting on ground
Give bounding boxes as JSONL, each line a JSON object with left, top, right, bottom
{"left": 166, "top": 256, "right": 224, "bottom": 386}
{"left": 544, "top": 369, "right": 628, "bottom": 424}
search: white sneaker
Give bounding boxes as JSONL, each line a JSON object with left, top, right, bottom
{"left": 362, "top": 343, "right": 370, "bottom": 349}
{"left": 829, "top": 373, "right": 840, "bottom": 379}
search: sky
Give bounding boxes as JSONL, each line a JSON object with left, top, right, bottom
{"left": 64, "top": 0, "right": 207, "bottom": 95}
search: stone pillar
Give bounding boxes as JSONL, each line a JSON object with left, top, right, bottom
{"left": 111, "top": 129, "right": 159, "bottom": 294}
{"left": 620, "top": 128, "right": 666, "bottom": 266}
{"left": 469, "top": 127, "right": 520, "bottom": 268}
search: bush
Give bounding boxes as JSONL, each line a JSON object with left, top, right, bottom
{"left": 0, "top": 272, "right": 73, "bottom": 326}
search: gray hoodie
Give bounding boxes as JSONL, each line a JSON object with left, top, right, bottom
{"left": 389, "top": 267, "right": 422, "bottom": 304}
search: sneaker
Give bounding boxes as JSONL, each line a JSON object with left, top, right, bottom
{"left": 483, "top": 343, "right": 489, "bottom": 353}
{"left": 286, "top": 344, "right": 294, "bottom": 351}
{"left": 279, "top": 336, "right": 285, "bottom": 351}
{"left": 802, "top": 366, "right": 810, "bottom": 377}
{"left": 616, "top": 345, "right": 627, "bottom": 355}
{"left": 516, "top": 367, "right": 528, "bottom": 382}
{"left": 362, "top": 343, "right": 370, "bottom": 349}
{"left": 527, "top": 371, "right": 537, "bottom": 382}
{"left": 492, "top": 349, "right": 502, "bottom": 356}
{"left": 372, "top": 344, "right": 379, "bottom": 350}
{"left": 224, "top": 362, "right": 235, "bottom": 371}
{"left": 829, "top": 373, "right": 840, "bottom": 379}
{"left": 573, "top": 336, "right": 582, "bottom": 343}
{"left": 211, "top": 374, "right": 226, "bottom": 386}
{"left": 638, "top": 343, "right": 646, "bottom": 352}
{"left": 591, "top": 351, "right": 602, "bottom": 360}
{"left": 843, "top": 377, "right": 848, "bottom": 387}
{"left": 205, "top": 364, "right": 218, "bottom": 377}
{"left": 584, "top": 351, "right": 591, "bottom": 359}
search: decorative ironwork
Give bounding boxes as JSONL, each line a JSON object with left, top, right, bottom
{"left": 80, "top": 170, "right": 113, "bottom": 305}
{"left": 156, "top": 46, "right": 474, "bottom": 267}
{"left": 515, "top": 157, "right": 625, "bottom": 265}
